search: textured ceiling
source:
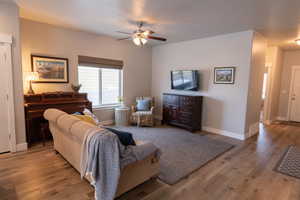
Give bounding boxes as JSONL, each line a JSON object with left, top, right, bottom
{"left": 14, "top": 0, "right": 300, "bottom": 49}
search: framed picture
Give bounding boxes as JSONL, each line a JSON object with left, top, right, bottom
{"left": 214, "top": 67, "right": 235, "bottom": 84}
{"left": 31, "top": 55, "right": 69, "bottom": 83}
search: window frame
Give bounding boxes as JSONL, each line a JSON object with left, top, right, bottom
{"left": 78, "top": 66, "right": 123, "bottom": 108}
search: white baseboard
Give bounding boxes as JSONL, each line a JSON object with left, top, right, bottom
{"left": 202, "top": 126, "right": 245, "bottom": 140}
{"left": 277, "top": 116, "right": 287, "bottom": 121}
{"left": 16, "top": 143, "right": 28, "bottom": 152}
{"left": 264, "top": 120, "right": 273, "bottom": 125}
{"left": 99, "top": 120, "right": 115, "bottom": 126}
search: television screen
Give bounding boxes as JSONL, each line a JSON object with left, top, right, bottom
{"left": 171, "top": 70, "right": 199, "bottom": 91}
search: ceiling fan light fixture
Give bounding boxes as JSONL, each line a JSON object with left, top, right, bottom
{"left": 296, "top": 39, "right": 300, "bottom": 45}
{"left": 132, "top": 34, "right": 147, "bottom": 46}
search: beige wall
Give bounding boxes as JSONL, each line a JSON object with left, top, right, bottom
{"left": 278, "top": 50, "right": 300, "bottom": 118}
{"left": 244, "top": 32, "right": 267, "bottom": 136}
{"left": 0, "top": 2, "right": 26, "bottom": 145}
{"left": 152, "top": 31, "right": 254, "bottom": 138}
{"left": 21, "top": 19, "right": 152, "bottom": 122}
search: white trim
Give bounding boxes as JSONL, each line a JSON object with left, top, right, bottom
{"left": 245, "top": 122, "right": 259, "bottom": 139}
{"left": 287, "top": 66, "right": 300, "bottom": 121}
{"left": 93, "top": 104, "right": 121, "bottom": 110}
{"left": 264, "top": 120, "right": 273, "bottom": 125}
{"left": 263, "top": 65, "right": 273, "bottom": 122}
{"left": 98, "top": 120, "right": 114, "bottom": 126}
{"left": 0, "top": 33, "right": 12, "bottom": 44}
{"left": 16, "top": 143, "right": 28, "bottom": 152}
{"left": 0, "top": 37, "right": 17, "bottom": 153}
{"left": 277, "top": 116, "right": 288, "bottom": 121}
{"left": 202, "top": 126, "right": 245, "bottom": 140}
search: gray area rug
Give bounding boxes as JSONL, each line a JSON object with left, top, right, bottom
{"left": 275, "top": 145, "right": 300, "bottom": 179}
{"left": 115, "top": 126, "right": 234, "bottom": 185}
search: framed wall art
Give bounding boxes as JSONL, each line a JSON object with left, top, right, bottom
{"left": 31, "top": 55, "right": 69, "bottom": 83}
{"left": 214, "top": 67, "right": 235, "bottom": 84}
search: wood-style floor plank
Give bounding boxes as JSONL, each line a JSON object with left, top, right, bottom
{"left": 1, "top": 124, "right": 300, "bottom": 200}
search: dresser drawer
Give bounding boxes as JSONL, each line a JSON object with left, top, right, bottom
{"left": 163, "top": 94, "right": 179, "bottom": 105}
{"left": 180, "top": 96, "right": 195, "bottom": 106}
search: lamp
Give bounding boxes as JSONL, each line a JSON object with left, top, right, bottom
{"left": 132, "top": 33, "right": 148, "bottom": 46}
{"left": 26, "top": 72, "right": 38, "bottom": 95}
{"left": 295, "top": 39, "right": 300, "bottom": 45}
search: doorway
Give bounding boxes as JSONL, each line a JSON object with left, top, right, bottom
{"left": 0, "top": 34, "right": 16, "bottom": 153}
{"left": 260, "top": 64, "right": 272, "bottom": 123}
{"left": 287, "top": 66, "right": 300, "bottom": 122}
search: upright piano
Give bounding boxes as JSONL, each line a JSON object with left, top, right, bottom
{"left": 24, "top": 92, "right": 92, "bottom": 145}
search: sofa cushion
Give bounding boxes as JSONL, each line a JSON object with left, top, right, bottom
{"left": 57, "top": 114, "right": 81, "bottom": 134}
{"left": 105, "top": 127, "right": 136, "bottom": 146}
{"left": 70, "top": 122, "right": 99, "bottom": 142}
{"left": 136, "top": 99, "right": 151, "bottom": 111}
{"left": 72, "top": 114, "right": 96, "bottom": 125}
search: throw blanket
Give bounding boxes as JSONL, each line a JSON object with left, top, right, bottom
{"left": 80, "top": 127, "right": 161, "bottom": 200}
{"left": 81, "top": 127, "right": 120, "bottom": 200}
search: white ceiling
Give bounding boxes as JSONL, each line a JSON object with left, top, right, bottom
{"left": 14, "top": 0, "right": 300, "bottom": 49}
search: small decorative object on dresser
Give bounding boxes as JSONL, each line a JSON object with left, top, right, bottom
{"left": 31, "top": 55, "right": 69, "bottom": 83}
{"left": 214, "top": 67, "right": 235, "bottom": 84}
{"left": 71, "top": 83, "right": 82, "bottom": 93}
{"left": 163, "top": 93, "right": 203, "bottom": 132}
{"left": 115, "top": 107, "right": 130, "bottom": 126}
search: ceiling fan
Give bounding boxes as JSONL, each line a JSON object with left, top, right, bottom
{"left": 117, "top": 22, "right": 167, "bottom": 46}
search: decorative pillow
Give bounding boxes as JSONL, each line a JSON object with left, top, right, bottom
{"left": 136, "top": 99, "right": 151, "bottom": 111}
{"left": 72, "top": 114, "right": 96, "bottom": 125}
{"left": 83, "top": 108, "right": 99, "bottom": 124}
{"left": 73, "top": 111, "right": 84, "bottom": 115}
{"left": 105, "top": 127, "right": 136, "bottom": 146}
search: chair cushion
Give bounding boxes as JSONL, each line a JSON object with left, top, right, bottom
{"left": 136, "top": 99, "right": 151, "bottom": 111}
{"left": 104, "top": 127, "right": 136, "bottom": 146}
{"left": 132, "top": 111, "right": 152, "bottom": 116}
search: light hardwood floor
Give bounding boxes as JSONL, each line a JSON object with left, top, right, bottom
{"left": 1, "top": 124, "right": 300, "bottom": 200}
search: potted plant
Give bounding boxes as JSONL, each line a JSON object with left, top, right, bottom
{"left": 118, "top": 96, "right": 125, "bottom": 108}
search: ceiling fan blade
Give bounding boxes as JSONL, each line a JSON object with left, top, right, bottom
{"left": 117, "top": 37, "right": 131, "bottom": 41}
{"left": 116, "top": 31, "right": 132, "bottom": 35}
{"left": 143, "top": 30, "right": 155, "bottom": 35}
{"left": 147, "top": 35, "right": 167, "bottom": 41}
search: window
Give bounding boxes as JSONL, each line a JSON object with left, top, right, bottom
{"left": 78, "top": 66, "right": 122, "bottom": 107}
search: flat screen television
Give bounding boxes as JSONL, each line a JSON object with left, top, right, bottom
{"left": 171, "top": 70, "right": 199, "bottom": 91}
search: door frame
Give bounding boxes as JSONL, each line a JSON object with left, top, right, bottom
{"left": 0, "top": 33, "right": 17, "bottom": 152}
{"left": 262, "top": 64, "right": 272, "bottom": 123}
{"left": 287, "top": 65, "right": 300, "bottom": 121}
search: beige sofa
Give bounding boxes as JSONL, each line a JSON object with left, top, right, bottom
{"left": 44, "top": 109, "right": 160, "bottom": 198}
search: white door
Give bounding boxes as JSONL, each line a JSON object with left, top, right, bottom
{"left": 0, "top": 44, "right": 11, "bottom": 153}
{"left": 289, "top": 66, "right": 300, "bottom": 122}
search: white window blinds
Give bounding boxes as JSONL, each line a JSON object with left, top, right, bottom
{"left": 78, "top": 66, "right": 122, "bottom": 107}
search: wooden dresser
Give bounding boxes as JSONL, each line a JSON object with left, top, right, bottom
{"left": 162, "top": 93, "right": 203, "bottom": 132}
{"left": 24, "top": 92, "right": 92, "bottom": 145}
